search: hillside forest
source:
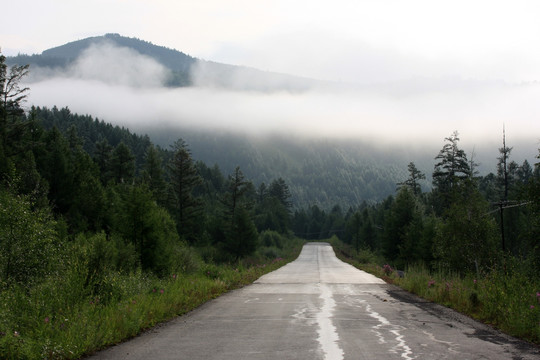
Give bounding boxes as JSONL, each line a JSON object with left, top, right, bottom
{"left": 1, "top": 52, "right": 540, "bottom": 356}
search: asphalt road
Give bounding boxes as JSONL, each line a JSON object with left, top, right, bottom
{"left": 88, "top": 242, "right": 539, "bottom": 359}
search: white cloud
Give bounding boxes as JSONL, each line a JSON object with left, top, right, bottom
{"left": 68, "top": 42, "right": 170, "bottom": 87}
{"left": 25, "top": 70, "right": 540, "bottom": 147}
{"left": 25, "top": 41, "right": 171, "bottom": 88}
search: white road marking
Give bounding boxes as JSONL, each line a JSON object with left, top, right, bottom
{"left": 316, "top": 284, "right": 344, "bottom": 360}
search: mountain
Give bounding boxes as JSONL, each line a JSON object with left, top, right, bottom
{"left": 6, "top": 33, "right": 320, "bottom": 91}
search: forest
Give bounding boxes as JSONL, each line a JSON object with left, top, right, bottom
{"left": 1, "top": 52, "right": 540, "bottom": 357}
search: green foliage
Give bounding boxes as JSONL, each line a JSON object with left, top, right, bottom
{"left": 224, "top": 207, "right": 259, "bottom": 260}
{"left": 433, "top": 181, "right": 498, "bottom": 273}
{"left": 115, "top": 185, "right": 180, "bottom": 276}
{"left": 167, "top": 139, "right": 203, "bottom": 243}
{"left": 397, "top": 161, "right": 426, "bottom": 196}
{"left": 0, "top": 190, "right": 60, "bottom": 287}
{"left": 142, "top": 144, "right": 167, "bottom": 205}
{"left": 259, "top": 230, "right": 284, "bottom": 249}
{"left": 432, "top": 131, "right": 471, "bottom": 213}
{"left": 110, "top": 142, "right": 135, "bottom": 184}
{"left": 0, "top": 241, "right": 302, "bottom": 359}
{"left": 382, "top": 188, "right": 425, "bottom": 267}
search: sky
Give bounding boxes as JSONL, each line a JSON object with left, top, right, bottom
{"left": 3, "top": 0, "right": 540, "bottom": 83}
{"left": 2, "top": 0, "right": 540, "bottom": 163}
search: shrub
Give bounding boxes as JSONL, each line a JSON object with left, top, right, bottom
{"left": 0, "top": 190, "right": 61, "bottom": 288}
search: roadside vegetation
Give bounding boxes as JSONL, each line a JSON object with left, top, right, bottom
{"left": 0, "top": 232, "right": 303, "bottom": 359}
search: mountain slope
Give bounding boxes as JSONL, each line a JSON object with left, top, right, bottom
{"left": 6, "top": 33, "right": 320, "bottom": 90}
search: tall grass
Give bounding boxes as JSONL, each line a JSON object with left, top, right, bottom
{"left": 0, "top": 237, "right": 305, "bottom": 359}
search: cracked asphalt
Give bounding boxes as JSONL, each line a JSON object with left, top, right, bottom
{"left": 87, "top": 242, "right": 539, "bottom": 359}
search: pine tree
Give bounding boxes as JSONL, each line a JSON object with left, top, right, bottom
{"left": 432, "top": 131, "right": 470, "bottom": 213}
{"left": 110, "top": 141, "right": 135, "bottom": 184}
{"left": 433, "top": 181, "right": 498, "bottom": 273}
{"left": 220, "top": 166, "right": 258, "bottom": 258}
{"left": 497, "top": 126, "right": 513, "bottom": 201}
{"left": 168, "top": 139, "right": 202, "bottom": 242}
{"left": 94, "top": 139, "right": 113, "bottom": 184}
{"left": 142, "top": 144, "right": 167, "bottom": 205}
{"left": 268, "top": 178, "right": 292, "bottom": 209}
{"left": 398, "top": 162, "right": 425, "bottom": 196}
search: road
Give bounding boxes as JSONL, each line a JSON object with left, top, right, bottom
{"left": 88, "top": 242, "right": 539, "bottom": 359}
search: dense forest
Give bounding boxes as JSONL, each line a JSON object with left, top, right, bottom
{"left": 1, "top": 50, "right": 540, "bottom": 356}
{"left": 34, "top": 107, "right": 409, "bottom": 210}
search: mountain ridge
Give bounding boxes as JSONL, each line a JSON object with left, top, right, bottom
{"left": 6, "top": 33, "right": 321, "bottom": 90}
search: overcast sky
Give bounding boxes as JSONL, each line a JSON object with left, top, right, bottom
{"left": 2, "top": 0, "right": 540, "bottom": 163}
{"left": 3, "top": 0, "right": 540, "bottom": 84}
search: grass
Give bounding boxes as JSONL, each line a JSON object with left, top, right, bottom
{"left": 0, "top": 238, "right": 305, "bottom": 359}
{"left": 329, "top": 237, "right": 540, "bottom": 345}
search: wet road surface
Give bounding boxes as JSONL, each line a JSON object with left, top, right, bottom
{"left": 88, "top": 242, "right": 539, "bottom": 359}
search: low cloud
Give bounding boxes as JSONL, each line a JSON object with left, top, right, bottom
{"left": 26, "top": 41, "right": 170, "bottom": 87}
{"left": 23, "top": 43, "right": 540, "bottom": 167}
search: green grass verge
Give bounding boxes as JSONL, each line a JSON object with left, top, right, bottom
{"left": 0, "top": 239, "right": 304, "bottom": 359}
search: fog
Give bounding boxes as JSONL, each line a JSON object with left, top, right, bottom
{"left": 23, "top": 43, "right": 540, "bottom": 164}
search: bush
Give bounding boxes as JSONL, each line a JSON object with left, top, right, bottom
{"left": 0, "top": 190, "right": 61, "bottom": 288}
{"left": 170, "top": 245, "right": 202, "bottom": 274}
{"left": 259, "top": 230, "right": 284, "bottom": 249}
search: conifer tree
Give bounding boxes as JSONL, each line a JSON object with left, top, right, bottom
{"left": 220, "top": 166, "right": 258, "bottom": 258}
{"left": 168, "top": 139, "right": 202, "bottom": 242}
{"left": 142, "top": 144, "right": 167, "bottom": 205}
{"left": 110, "top": 141, "right": 135, "bottom": 184}
{"left": 432, "top": 131, "right": 470, "bottom": 213}
{"left": 398, "top": 162, "right": 425, "bottom": 196}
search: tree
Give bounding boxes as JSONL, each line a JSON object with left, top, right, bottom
{"left": 0, "top": 54, "right": 40, "bottom": 183}
{"left": 37, "top": 127, "right": 74, "bottom": 214}
{"left": 225, "top": 207, "right": 259, "bottom": 260}
{"left": 433, "top": 180, "right": 498, "bottom": 274}
{"left": 94, "top": 138, "right": 113, "bottom": 184}
{"left": 268, "top": 178, "right": 292, "bottom": 209}
{"left": 516, "top": 160, "right": 533, "bottom": 185}
{"left": 524, "top": 149, "right": 540, "bottom": 271}
{"left": 142, "top": 144, "right": 167, "bottom": 205}
{"left": 220, "top": 166, "right": 258, "bottom": 258}
{"left": 221, "top": 166, "right": 251, "bottom": 224}
{"left": 168, "top": 139, "right": 203, "bottom": 242}
{"left": 0, "top": 53, "right": 29, "bottom": 124}
{"left": 398, "top": 162, "right": 425, "bottom": 196}
{"left": 116, "top": 185, "right": 179, "bottom": 275}
{"left": 110, "top": 141, "right": 135, "bottom": 184}
{"left": 68, "top": 146, "right": 105, "bottom": 232}
{"left": 255, "top": 178, "right": 292, "bottom": 234}
{"left": 497, "top": 126, "right": 513, "bottom": 201}
{"left": 432, "top": 131, "right": 470, "bottom": 213}
{"left": 360, "top": 208, "right": 376, "bottom": 251}
{"left": 348, "top": 211, "right": 362, "bottom": 252}
{"left": 382, "top": 187, "right": 422, "bottom": 266}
